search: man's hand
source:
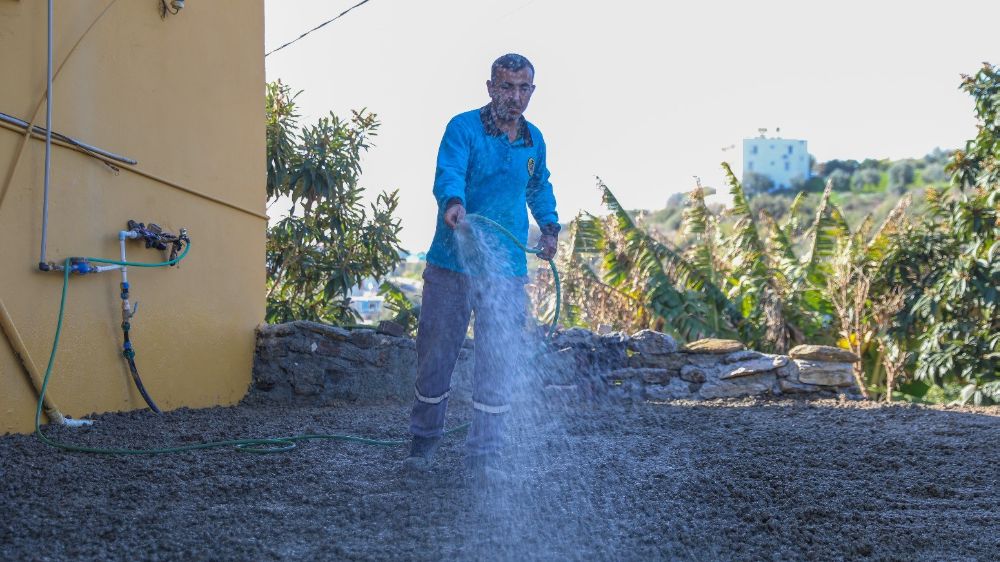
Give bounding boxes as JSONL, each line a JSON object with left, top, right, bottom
{"left": 444, "top": 202, "right": 466, "bottom": 229}
{"left": 536, "top": 233, "right": 558, "bottom": 261}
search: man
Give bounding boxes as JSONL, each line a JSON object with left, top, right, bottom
{"left": 404, "top": 53, "right": 559, "bottom": 481}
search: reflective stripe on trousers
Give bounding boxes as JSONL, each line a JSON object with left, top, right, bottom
{"left": 472, "top": 401, "right": 511, "bottom": 414}
{"left": 409, "top": 264, "right": 526, "bottom": 455}
{"left": 415, "top": 387, "right": 449, "bottom": 405}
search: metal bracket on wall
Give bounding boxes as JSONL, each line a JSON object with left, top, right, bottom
{"left": 159, "top": 0, "right": 184, "bottom": 20}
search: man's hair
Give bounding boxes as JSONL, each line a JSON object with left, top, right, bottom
{"left": 491, "top": 53, "right": 534, "bottom": 80}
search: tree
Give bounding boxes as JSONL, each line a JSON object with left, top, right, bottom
{"left": 828, "top": 169, "right": 851, "bottom": 191}
{"left": 790, "top": 175, "right": 825, "bottom": 193}
{"left": 921, "top": 163, "right": 947, "bottom": 184}
{"left": 887, "top": 62, "right": 1000, "bottom": 404}
{"left": 852, "top": 169, "right": 882, "bottom": 191}
{"left": 264, "top": 80, "right": 404, "bottom": 324}
{"left": 380, "top": 281, "right": 420, "bottom": 336}
{"left": 887, "top": 161, "right": 915, "bottom": 193}
{"left": 923, "top": 147, "right": 952, "bottom": 165}
{"left": 859, "top": 158, "right": 882, "bottom": 171}
{"left": 818, "top": 159, "right": 860, "bottom": 177}
{"left": 666, "top": 192, "right": 688, "bottom": 207}
{"left": 742, "top": 172, "right": 774, "bottom": 195}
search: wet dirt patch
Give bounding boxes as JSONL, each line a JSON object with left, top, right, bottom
{"left": 1, "top": 399, "right": 997, "bottom": 561}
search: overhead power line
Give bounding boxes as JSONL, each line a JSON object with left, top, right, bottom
{"left": 265, "top": 0, "right": 373, "bottom": 57}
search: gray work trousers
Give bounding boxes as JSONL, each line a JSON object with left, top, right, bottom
{"left": 409, "top": 264, "right": 527, "bottom": 456}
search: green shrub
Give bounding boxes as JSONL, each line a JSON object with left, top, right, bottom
{"left": 264, "top": 81, "right": 403, "bottom": 325}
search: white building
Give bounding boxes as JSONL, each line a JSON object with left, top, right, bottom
{"left": 743, "top": 134, "right": 810, "bottom": 190}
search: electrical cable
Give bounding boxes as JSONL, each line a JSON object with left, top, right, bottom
{"left": 0, "top": 112, "right": 136, "bottom": 166}
{"left": 266, "top": 0, "right": 373, "bottom": 57}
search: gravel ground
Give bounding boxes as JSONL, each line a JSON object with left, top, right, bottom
{"left": 1, "top": 397, "right": 998, "bottom": 561}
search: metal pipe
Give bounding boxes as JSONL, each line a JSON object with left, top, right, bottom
{"left": 40, "top": 0, "right": 53, "bottom": 269}
{"left": 119, "top": 230, "right": 136, "bottom": 331}
{"left": 119, "top": 231, "right": 131, "bottom": 285}
{"left": 0, "top": 112, "right": 137, "bottom": 166}
{"left": 0, "top": 0, "right": 122, "bottom": 214}
{"left": 0, "top": 298, "right": 66, "bottom": 425}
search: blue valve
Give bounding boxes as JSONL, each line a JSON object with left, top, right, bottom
{"left": 70, "top": 258, "right": 96, "bottom": 275}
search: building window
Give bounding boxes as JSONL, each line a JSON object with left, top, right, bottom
{"left": 752, "top": 146, "right": 758, "bottom": 155}
{"left": 787, "top": 146, "right": 793, "bottom": 155}
{"left": 784, "top": 162, "right": 790, "bottom": 171}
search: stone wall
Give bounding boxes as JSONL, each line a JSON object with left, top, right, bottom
{"left": 251, "top": 322, "right": 861, "bottom": 405}
{"left": 251, "top": 321, "right": 474, "bottom": 405}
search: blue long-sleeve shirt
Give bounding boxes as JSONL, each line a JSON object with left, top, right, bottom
{"left": 426, "top": 106, "right": 558, "bottom": 276}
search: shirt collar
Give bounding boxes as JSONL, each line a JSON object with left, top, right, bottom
{"left": 479, "top": 104, "right": 533, "bottom": 147}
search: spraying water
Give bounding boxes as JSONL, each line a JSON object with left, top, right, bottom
{"left": 449, "top": 219, "right": 615, "bottom": 560}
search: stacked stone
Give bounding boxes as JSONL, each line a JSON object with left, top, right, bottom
{"left": 251, "top": 322, "right": 861, "bottom": 405}
{"left": 599, "top": 336, "right": 860, "bottom": 401}
{"left": 251, "top": 320, "right": 473, "bottom": 404}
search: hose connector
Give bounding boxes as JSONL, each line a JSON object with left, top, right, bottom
{"left": 69, "top": 258, "right": 97, "bottom": 275}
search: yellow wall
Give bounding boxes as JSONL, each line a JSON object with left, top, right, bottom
{"left": 0, "top": 0, "right": 265, "bottom": 433}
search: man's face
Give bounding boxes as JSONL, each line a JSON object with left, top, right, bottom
{"left": 487, "top": 67, "right": 535, "bottom": 121}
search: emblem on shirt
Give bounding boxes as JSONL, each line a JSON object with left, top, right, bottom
{"left": 527, "top": 157, "right": 536, "bottom": 176}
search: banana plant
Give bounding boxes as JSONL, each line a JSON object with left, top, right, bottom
{"left": 598, "top": 178, "right": 742, "bottom": 339}
{"left": 826, "top": 195, "right": 913, "bottom": 398}
{"left": 530, "top": 213, "right": 646, "bottom": 332}
{"left": 719, "top": 163, "right": 791, "bottom": 351}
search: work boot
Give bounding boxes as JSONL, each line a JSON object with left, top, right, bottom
{"left": 464, "top": 452, "right": 509, "bottom": 487}
{"left": 402, "top": 436, "right": 441, "bottom": 473}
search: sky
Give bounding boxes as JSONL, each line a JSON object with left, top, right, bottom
{"left": 264, "top": 0, "right": 1000, "bottom": 253}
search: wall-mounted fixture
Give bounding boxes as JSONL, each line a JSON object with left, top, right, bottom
{"left": 159, "top": 0, "right": 184, "bottom": 20}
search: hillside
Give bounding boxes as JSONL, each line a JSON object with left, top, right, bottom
{"left": 642, "top": 150, "right": 954, "bottom": 246}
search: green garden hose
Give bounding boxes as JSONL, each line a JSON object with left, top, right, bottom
{"left": 34, "top": 216, "right": 561, "bottom": 456}
{"left": 465, "top": 213, "right": 561, "bottom": 339}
